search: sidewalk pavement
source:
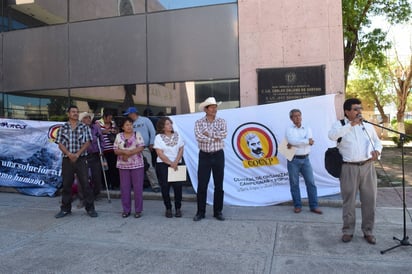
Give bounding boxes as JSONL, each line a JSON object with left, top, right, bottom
{"left": 1, "top": 186, "right": 412, "bottom": 274}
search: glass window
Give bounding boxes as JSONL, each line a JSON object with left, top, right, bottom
{"left": 70, "top": 84, "right": 147, "bottom": 116}
{"left": 194, "top": 79, "right": 240, "bottom": 110}
{"left": 2, "top": 90, "right": 68, "bottom": 120}
{"left": 69, "top": 0, "right": 145, "bottom": 22}
{"left": 148, "top": 0, "right": 237, "bottom": 12}
{"left": 3, "top": 0, "right": 67, "bottom": 31}
{"left": 1, "top": 79, "right": 239, "bottom": 120}
{"left": 148, "top": 79, "right": 239, "bottom": 115}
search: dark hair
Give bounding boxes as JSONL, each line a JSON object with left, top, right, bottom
{"left": 67, "top": 105, "right": 78, "bottom": 112}
{"left": 120, "top": 117, "right": 134, "bottom": 129}
{"left": 102, "top": 109, "right": 112, "bottom": 118}
{"left": 343, "top": 98, "right": 362, "bottom": 115}
{"left": 289, "top": 109, "right": 301, "bottom": 118}
{"left": 156, "top": 117, "right": 173, "bottom": 134}
{"left": 143, "top": 108, "right": 153, "bottom": 117}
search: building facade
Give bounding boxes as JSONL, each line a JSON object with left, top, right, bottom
{"left": 0, "top": 0, "right": 344, "bottom": 120}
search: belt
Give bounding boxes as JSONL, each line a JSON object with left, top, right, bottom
{"left": 200, "top": 149, "right": 222, "bottom": 155}
{"left": 294, "top": 154, "right": 308, "bottom": 159}
{"left": 343, "top": 159, "right": 371, "bottom": 166}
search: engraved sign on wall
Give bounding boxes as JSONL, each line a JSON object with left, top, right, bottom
{"left": 257, "top": 65, "right": 325, "bottom": 105}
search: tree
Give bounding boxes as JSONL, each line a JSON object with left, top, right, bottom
{"left": 388, "top": 55, "right": 412, "bottom": 133}
{"left": 342, "top": 0, "right": 411, "bottom": 87}
{"left": 346, "top": 62, "right": 392, "bottom": 124}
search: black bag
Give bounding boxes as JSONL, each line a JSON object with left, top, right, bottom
{"left": 325, "top": 147, "right": 343, "bottom": 178}
{"left": 324, "top": 119, "right": 345, "bottom": 178}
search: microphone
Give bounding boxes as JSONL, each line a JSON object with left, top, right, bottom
{"left": 357, "top": 114, "right": 366, "bottom": 129}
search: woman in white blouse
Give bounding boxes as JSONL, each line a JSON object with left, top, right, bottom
{"left": 154, "top": 117, "right": 184, "bottom": 218}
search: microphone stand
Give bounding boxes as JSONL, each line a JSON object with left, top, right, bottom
{"left": 362, "top": 119, "right": 412, "bottom": 254}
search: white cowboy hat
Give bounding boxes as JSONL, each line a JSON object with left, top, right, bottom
{"left": 79, "top": 112, "right": 94, "bottom": 121}
{"left": 198, "top": 97, "right": 222, "bottom": 112}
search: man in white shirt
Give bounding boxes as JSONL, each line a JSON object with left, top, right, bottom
{"left": 286, "top": 109, "right": 322, "bottom": 215}
{"left": 328, "top": 98, "right": 382, "bottom": 245}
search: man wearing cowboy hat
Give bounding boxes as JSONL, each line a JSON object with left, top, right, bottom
{"left": 79, "top": 112, "right": 105, "bottom": 203}
{"left": 55, "top": 105, "right": 98, "bottom": 218}
{"left": 193, "top": 97, "right": 227, "bottom": 221}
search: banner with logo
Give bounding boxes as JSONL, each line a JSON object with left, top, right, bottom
{"left": 0, "top": 95, "right": 339, "bottom": 203}
{"left": 0, "top": 119, "right": 63, "bottom": 196}
{"left": 171, "top": 95, "right": 340, "bottom": 206}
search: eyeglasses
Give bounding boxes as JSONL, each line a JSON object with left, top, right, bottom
{"left": 351, "top": 107, "right": 363, "bottom": 111}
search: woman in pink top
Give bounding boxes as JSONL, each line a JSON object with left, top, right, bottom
{"left": 113, "top": 117, "right": 145, "bottom": 218}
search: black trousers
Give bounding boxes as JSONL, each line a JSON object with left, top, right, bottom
{"left": 196, "top": 150, "right": 224, "bottom": 216}
{"left": 104, "top": 150, "right": 120, "bottom": 188}
{"left": 156, "top": 162, "right": 182, "bottom": 210}
{"left": 87, "top": 153, "right": 103, "bottom": 196}
{"left": 61, "top": 156, "right": 95, "bottom": 212}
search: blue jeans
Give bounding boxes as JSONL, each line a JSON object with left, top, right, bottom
{"left": 287, "top": 156, "right": 318, "bottom": 209}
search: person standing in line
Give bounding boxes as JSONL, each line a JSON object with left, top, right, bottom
{"left": 80, "top": 112, "right": 104, "bottom": 198}
{"left": 285, "top": 109, "right": 322, "bottom": 215}
{"left": 154, "top": 117, "right": 185, "bottom": 218}
{"left": 74, "top": 112, "right": 104, "bottom": 209}
{"left": 55, "top": 105, "right": 98, "bottom": 218}
{"left": 328, "top": 98, "right": 382, "bottom": 244}
{"left": 96, "top": 109, "right": 120, "bottom": 190}
{"left": 114, "top": 117, "right": 146, "bottom": 218}
{"left": 193, "top": 97, "right": 227, "bottom": 221}
{"left": 124, "top": 106, "right": 161, "bottom": 193}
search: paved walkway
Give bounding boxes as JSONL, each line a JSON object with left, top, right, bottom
{"left": 1, "top": 185, "right": 412, "bottom": 274}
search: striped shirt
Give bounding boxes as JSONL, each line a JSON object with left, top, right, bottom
{"left": 96, "top": 119, "right": 116, "bottom": 152}
{"left": 194, "top": 116, "right": 227, "bottom": 153}
{"left": 56, "top": 121, "right": 92, "bottom": 157}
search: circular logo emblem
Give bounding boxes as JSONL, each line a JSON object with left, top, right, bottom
{"left": 48, "top": 124, "right": 62, "bottom": 142}
{"left": 232, "top": 122, "right": 278, "bottom": 161}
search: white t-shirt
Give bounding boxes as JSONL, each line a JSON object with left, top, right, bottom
{"left": 153, "top": 132, "right": 184, "bottom": 163}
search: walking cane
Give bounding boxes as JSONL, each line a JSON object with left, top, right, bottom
{"left": 96, "top": 136, "right": 111, "bottom": 203}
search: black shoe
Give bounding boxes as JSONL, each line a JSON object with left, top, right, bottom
{"left": 165, "top": 209, "right": 173, "bottom": 218}
{"left": 153, "top": 187, "right": 160, "bottom": 193}
{"left": 175, "top": 208, "right": 182, "bottom": 218}
{"left": 193, "top": 214, "right": 205, "bottom": 221}
{"left": 55, "top": 210, "right": 71, "bottom": 218}
{"left": 87, "top": 209, "right": 98, "bottom": 217}
{"left": 213, "top": 213, "right": 225, "bottom": 221}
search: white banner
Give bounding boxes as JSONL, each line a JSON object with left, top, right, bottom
{"left": 0, "top": 119, "right": 63, "bottom": 196}
{"left": 171, "top": 95, "right": 340, "bottom": 206}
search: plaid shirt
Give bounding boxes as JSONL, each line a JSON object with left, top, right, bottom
{"left": 194, "top": 116, "right": 227, "bottom": 153}
{"left": 56, "top": 121, "right": 92, "bottom": 157}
